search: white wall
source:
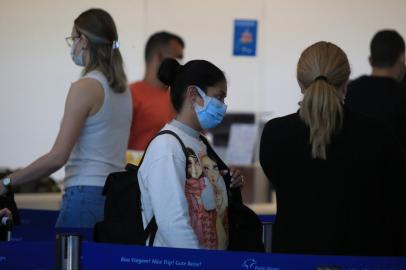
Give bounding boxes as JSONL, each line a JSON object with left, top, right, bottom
{"left": 262, "top": 0, "right": 406, "bottom": 117}
{"left": 1, "top": 0, "right": 406, "bottom": 179}
{"left": 144, "top": 0, "right": 265, "bottom": 114}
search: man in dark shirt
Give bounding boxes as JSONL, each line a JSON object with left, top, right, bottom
{"left": 346, "top": 30, "right": 406, "bottom": 148}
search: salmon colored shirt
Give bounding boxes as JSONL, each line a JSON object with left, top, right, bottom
{"left": 128, "top": 81, "right": 175, "bottom": 151}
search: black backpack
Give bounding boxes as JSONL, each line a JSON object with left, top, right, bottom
{"left": 199, "top": 135, "right": 265, "bottom": 252}
{"left": 93, "top": 130, "right": 186, "bottom": 245}
{"left": 94, "top": 130, "right": 264, "bottom": 251}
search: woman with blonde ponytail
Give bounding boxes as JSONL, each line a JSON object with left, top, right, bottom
{"left": 260, "top": 42, "right": 406, "bottom": 256}
{"left": 298, "top": 42, "right": 349, "bottom": 159}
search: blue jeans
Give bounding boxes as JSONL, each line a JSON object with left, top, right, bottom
{"left": 55, "top": 186, "right": 105, "bottom": 228}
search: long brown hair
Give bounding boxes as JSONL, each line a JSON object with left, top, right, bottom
{"left": 74, "top": 8, "right": 127, "bottom": 93}
{"left": 297, "top": 42, "right": 350, "bottom": 159}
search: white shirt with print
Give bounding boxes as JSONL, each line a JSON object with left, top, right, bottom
{"left": 138, "top": 120, "right": 229, "bottom": 249}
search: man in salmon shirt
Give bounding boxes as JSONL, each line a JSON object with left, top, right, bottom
{"left": 128, "top": 32, "right": 185, "bottom": 158}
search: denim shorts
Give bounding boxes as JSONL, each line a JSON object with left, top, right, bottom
{"left": 55, "top": 185, "right": 105, "bottom": 228}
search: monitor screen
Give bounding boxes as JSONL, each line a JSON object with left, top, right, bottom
{"left": 209, "top": 113, "right": 255, "bottom": 146}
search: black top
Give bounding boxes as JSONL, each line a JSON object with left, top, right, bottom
{"left": 346, "top": 75, "right": 406, "bottom": 148}
{"left": 259, "top": 107, "right": 406, "bottom": 256}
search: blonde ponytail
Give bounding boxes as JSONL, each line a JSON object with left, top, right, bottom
{"left": 297, "top": 42, "right": 350, "bottom": 160}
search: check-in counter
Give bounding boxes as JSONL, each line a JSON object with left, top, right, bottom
{"left": 14, "top": 165, "right": 277, "bottom": 215}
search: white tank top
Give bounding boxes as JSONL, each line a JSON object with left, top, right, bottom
{"left": 64, "top": 70, "right": 132, "bottom": 187}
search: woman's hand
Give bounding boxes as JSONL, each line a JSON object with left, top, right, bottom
{"left": 0, "top": 208, "right": 12, "bottom": 219}
{"left": 222, "top": 168, "right": 245, "bottom": 188}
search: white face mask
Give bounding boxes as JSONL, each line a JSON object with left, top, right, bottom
{"left": 70, "top": 39, "right": 85, "bottom": 67}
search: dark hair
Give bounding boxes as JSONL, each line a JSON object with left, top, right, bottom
{"left": 158, "top": 58, "right": 226, "bottom": 112}
{"left": 186, "top": 148, "right": 199, "bottom": 179}
{"left": 370, "top": 30, "right": 405, "bottom": 68}
{"left": 145, "top": 31, "right": 185, "bottom": 62}
{"left": 74, "top": 8, "right": 127, "bottom": 93}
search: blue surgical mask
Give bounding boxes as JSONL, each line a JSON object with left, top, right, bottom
{"left": 194, "top": 86, "right": 227, "bottom": 130}
{"left": 70, "top": 39, "right": 85, "bottom": 67}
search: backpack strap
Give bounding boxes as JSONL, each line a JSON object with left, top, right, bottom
{"left": 138, "top": 130, "right": 188, "bottom": 170}
{"left": 145, "top": 216, "right": 157, "bottom": 247}
{"left": 156, "top": 130, "right": 188, "bottom": 166}
{"left": 140, "top": 129, "right": 188, "bottom": 246}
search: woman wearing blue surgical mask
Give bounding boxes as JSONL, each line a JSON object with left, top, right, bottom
{"left": 138, "top": 58, "right": 245, "bottom": 249}
{"left": 0, "top": 9, "right": 132, "bottom": 228}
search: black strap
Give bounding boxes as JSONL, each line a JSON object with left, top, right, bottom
{"left": 138, "top": 130, "right": 188, "bottom": 170}
{"left": 140, "top": 130, "right": 188, "bottom": 246}
{"left": 145, "top": 217, "right": 157, "bottom": 247}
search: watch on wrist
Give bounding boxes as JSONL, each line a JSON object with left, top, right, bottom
{"left": 1, "top": 177, "right": 11, "bottom": 188}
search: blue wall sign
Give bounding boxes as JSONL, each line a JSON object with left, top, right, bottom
{"left": 233, "top": 19, "right": 258, "bottom": 57}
